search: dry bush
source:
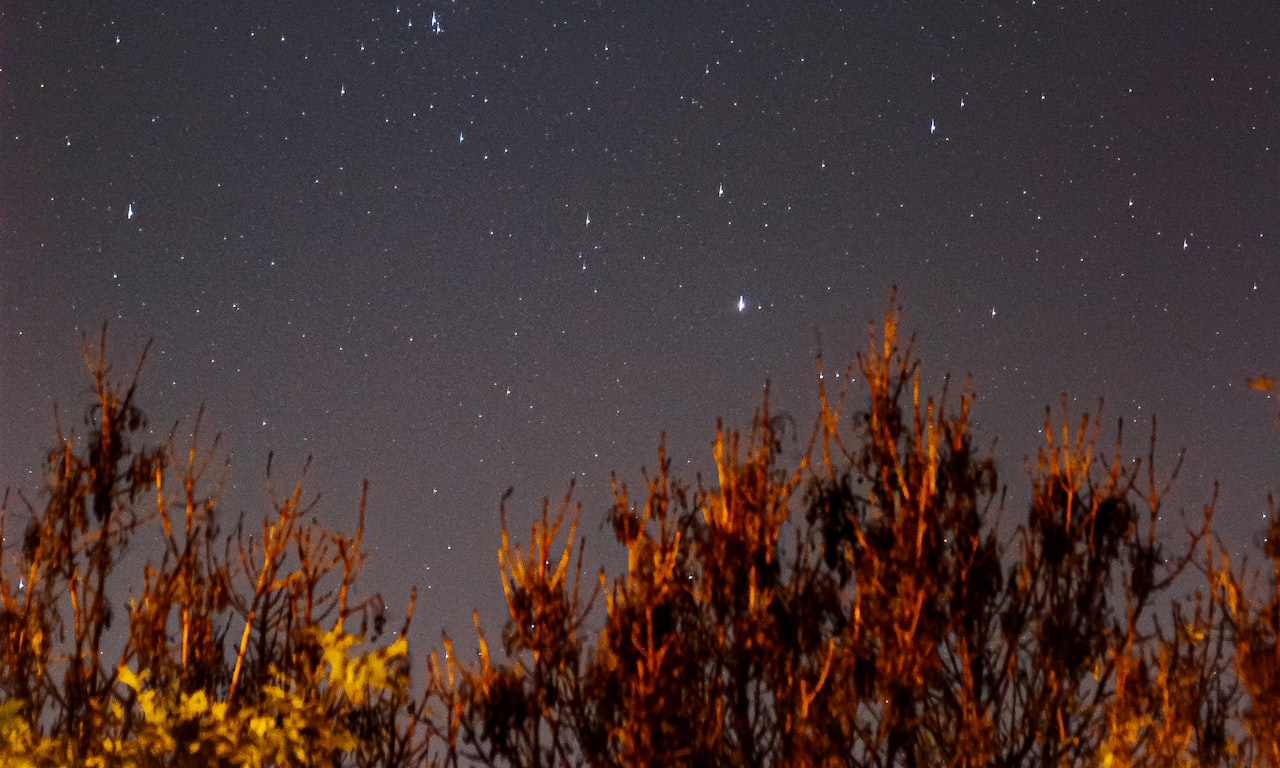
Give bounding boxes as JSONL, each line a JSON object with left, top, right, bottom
{"left": 433, "top": 293, "right": 1269, "bottom": 768}
{"left": 5, "top": 298, "right": 1280, "bottom": 767}
{"left": 0, "top": 328, "right": 421, "bottom": 767}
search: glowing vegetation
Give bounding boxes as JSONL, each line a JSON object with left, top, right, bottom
{"left": 4, "top": 301, "right": 1280, "bottom": 766}
{"left": 0, "top": 333, "right": 415, "bottom": 767}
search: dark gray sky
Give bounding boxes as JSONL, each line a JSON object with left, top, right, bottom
{"left": 3, "top": 0, "right": 1278, "bottom": 644}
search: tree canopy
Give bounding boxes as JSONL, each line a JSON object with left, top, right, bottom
{"left": 3, "top": 299, "right": 1280, "bottom": 767}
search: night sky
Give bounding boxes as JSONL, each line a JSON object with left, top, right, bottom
{"left": 3, "top": 2, "right": 1278, "bottom": 645}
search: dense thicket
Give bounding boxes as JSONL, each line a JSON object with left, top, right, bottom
{"left": 3, "top": 302, "right": 1280, "bottom": 767}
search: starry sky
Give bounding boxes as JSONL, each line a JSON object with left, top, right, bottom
{"left": 3, "top": 1, "right": 1278, "bottom": 644}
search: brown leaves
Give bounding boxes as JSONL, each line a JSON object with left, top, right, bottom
{"left": 1247, "top": 375, "right": 1275, "bottom": 392}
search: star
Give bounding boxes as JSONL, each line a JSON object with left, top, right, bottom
{"left": 2, "top": 0, "right": 1273, "bottom": 687}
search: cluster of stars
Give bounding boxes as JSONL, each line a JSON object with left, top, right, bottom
{"left": 2, "top": 0, "right": 1275, "bottom": 641}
